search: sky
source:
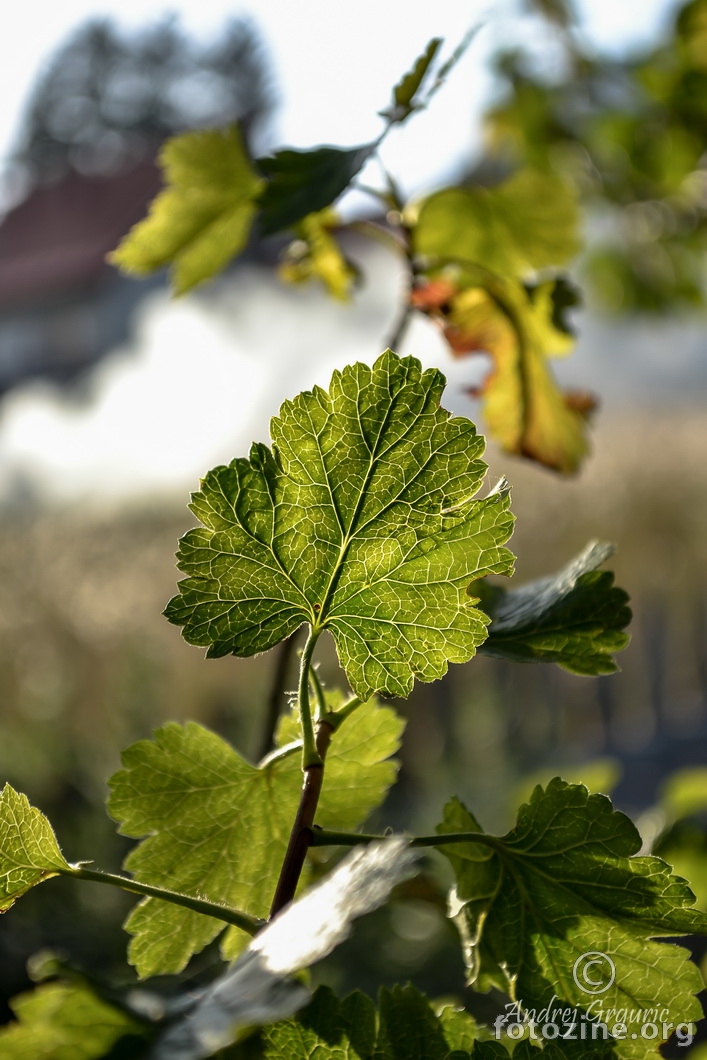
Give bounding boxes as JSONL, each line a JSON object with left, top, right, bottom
{"left": 0, "top": 0, "right": 683, "bottom": 196}
{"left": 0, "top": 0, "right": 692, "bottom": 504}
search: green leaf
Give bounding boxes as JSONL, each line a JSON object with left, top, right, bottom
{"left": 470, "top": 1044, "right": 514, "bottom": 1060}
{"left": 414, "top": 168, "right": 580, "bottom": 278}
{"left": 475, "top": 540, "right": 631, "bottom": 675}
{"left": 165, "top": 350, "right": 515, "bottom": 699}
{"left": 109, "top": 126, "right": 263, "bottom": 294}
{"left": 437, "top": 1004, "right": 482, "bottom": 1054}
{"left": 380, "top": 38, "right": 443, "bottom": 123}
{"left": 279, "top": 208, "right": 359, "bottom": 301}
{"left": 257, "top": 143, "right": 375, "bottom": 235}
{"left": 0, "top": 784, "right": 70, "bottom": 911}
{"left": 262, "top": 986, "right": 376, "bottom": 1059}
{"left": 107, "top": 693, "right": 403, "bottom": 977}
{"left": 0, "top": 980, "right": 148, "bottom": 1060}
{"left": 437, "top": 779, "right": 707, "bottom": 1060}
{"left": 377, "top": 985, "right": 479, "bottom": 1060}
{"left": 261, "top": 984, "right": 479, "bottom": 1060}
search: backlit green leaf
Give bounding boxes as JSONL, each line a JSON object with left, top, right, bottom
{"left": 0, "top": 981, "right": 148, "bottom": 1060}
{"left": 261, "top": 983, "right": 479, "bottom": 1060}
{"left": 107, "top": 692, "right": 403, "bottom": 977}
{"left": 109, "top": 126, "right": 263, "bottom": 294}
{"left": 165, "top": 350, "right": 515, "bottom": 700}
{"left": 0, "top": 785, "right": 70, "bottom": 911}
{"left": 376, "top": 985, "right": 479, "bottom": 1060}
{"left": 262, "top": 986, "right": 376, "bottom": 1059}
{"left": 257, "top": 143, "right": 375, "bottom": 235}
{"left": 654, "top": 769, "right": 707, "bottom": 914}
{"left": 437, "top": 779, "right": 707, "bottom": 1060}
{"left": 414, "top": 168, "right": 580, "bottom": 278}
{"left": 476, "top": 540, "right": 631, "bottom": 674}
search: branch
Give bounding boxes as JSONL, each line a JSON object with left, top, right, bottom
{"left": 268, "top": 718, "right": 333, "bottom": 917}
{"left": 61, "top": 865, "right": 264, "bottom": 934}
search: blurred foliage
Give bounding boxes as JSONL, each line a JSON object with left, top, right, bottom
{"left": 661, "top": 766, "right": 707, "bottom": 820}
{"left": 112, "top": 41, "right": 593, "bottom": 474}
{"left": 486, "top": 0, "right": 707, "bottom": 313}
{"left": 0, "top": 978, "right": 148, "bottom": 1058}
{"left": 278, "top": 208, "right": 359, "bottom": 301}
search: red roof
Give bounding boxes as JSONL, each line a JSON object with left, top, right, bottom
{"left": 0, "top": 161, "right": 162, "bottom": 310}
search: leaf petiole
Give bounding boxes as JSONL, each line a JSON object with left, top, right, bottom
{"left": 308, "top": 827, "right": 500, "bottom": 852}
{"left": 324, "top": 695, "right": 364, "bottom": 730}
{"left": 309, "top": 665, "right": 327, "bottom": 722}
{"left": 61, "top": 865, "right": 264, "bottom": 934}
{"left": 298, "top": 627, "right": 321, "bottom": 768}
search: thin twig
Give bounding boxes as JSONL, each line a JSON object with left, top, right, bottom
{"left": 256, "top": 632, "right": 298, "bottom": 761}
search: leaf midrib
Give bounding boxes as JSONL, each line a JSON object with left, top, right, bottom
{"left": 313, "top": 373, "right": 418, "bottom": 625}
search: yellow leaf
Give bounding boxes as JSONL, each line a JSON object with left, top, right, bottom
{"left": 279, "top": 209, "right": 358, "bottom": 301}
{"left": 109, "top": 126, "right": 263, "bottom": 295}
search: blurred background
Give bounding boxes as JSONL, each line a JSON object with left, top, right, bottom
{"left": 0, "top": 0, "right": 706, "bottom": 1040}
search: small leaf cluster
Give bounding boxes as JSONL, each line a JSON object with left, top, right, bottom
{"left": 109, "top": 37, "right": 592, "bottom": 475}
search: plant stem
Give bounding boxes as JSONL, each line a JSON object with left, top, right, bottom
{"left": 268, "top": 718, "right": 333, "bottom": 917}
{"left": 308, "top": 828, "right": 500, "bottom": 852}
{"left": 256, "top": 632, "right": 298, "bottom": 761}
{"left": 269, "top": 626, "right": 330, "bottom": 917}
{"left": 61, "top": 865, "right": 264, "bottom": 934}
